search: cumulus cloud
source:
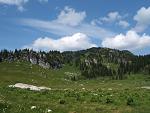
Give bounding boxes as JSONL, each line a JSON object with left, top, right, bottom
{"left": 101, "top": 30, "right": 150, "bottom": 50}
{"left": 118, "top": 20, "right": 130, "bottom": 28}
{"left": 0, "top": 0, "right": 28, "bottom": 11}
{"left": 23, "top": 33, "right": 97, "bottom": 51}
{"left": 133, "top": 7, "right": 150, "bottom": 32}
{"left": 101, "top": 12, "right": 121, "bottom": 23}
{"left": 91, "top": 11, "right": 129, "bottom": 28}
{"left": 55, "top": 6, "right": 86, "bottom": 26}
{"left": 91, "top": 19, "right": 102, "bottom": 26}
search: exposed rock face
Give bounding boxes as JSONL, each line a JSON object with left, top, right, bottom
{"left": 84, "top": 59, "right": 90, "bottom": 66}
{"left": 93, "top": 59, "right": 97, "bottom": 64}
{"left": 29, "top": 57, "right": 51, "bottom": 69}
{"left": 22, "top": 56, "right": 30, "bottom": 62}
{"left": 38, "top": 59, "right": 50, "bottom": 69}
{"left": 30, "top": 57, "right": 38, "bottom": 65}
{"left": 6, "top": 55, "right": 14, "bottom": 62}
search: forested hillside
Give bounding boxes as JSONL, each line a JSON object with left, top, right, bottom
{"left": 0, "top": 47, "right": 150, "bottom": 80}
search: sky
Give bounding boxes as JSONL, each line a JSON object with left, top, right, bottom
{"left": 0, "top": 0, "right": 150, "bottom": 55}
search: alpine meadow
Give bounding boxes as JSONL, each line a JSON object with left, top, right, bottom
{"left": 0, "top": 0, "right": 150, "bottom": 113}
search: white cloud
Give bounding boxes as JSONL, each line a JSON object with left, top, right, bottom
{"left": 134, "top": 7, "right": 150, "bottom": 32}
{"left": 55, "top": 6, "right": 86, "bottom": 26}
{"left": 0, "top": 0, "right": 28, "bottom": 11}
{"left": 23, "top": 33, "right": 97, "bottom": 51}
{"left": 91, "top": 11, "right": 129, "bottom": 28}
{"left": 38, "top": 0, "right": 48, "bottom": 3}
{"left": 20, "top": 6, "right": 115, "bottom": 39}
{"left": 0, "top": 0, "right": 48, "bottom": 11}
{"left": 118, "top": 20, "right": 130, "bottom": 28}
{"left": 91, "top": 19, "right": 102, "bottom": 26}
{"left": 100, "top": 12, "right": 121, "bottom": 23}
{"left": 0, "top": 0, "right": 28, "bottom": 6}
{"left": 101, "top": 30, "right": 150, "bottom": 50}
{"left": 20, "top": 18, "right": 115, "bottom": 39}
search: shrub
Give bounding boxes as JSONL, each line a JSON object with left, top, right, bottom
{"left": 126, "top": 97, "right": 134, "bottom": 105}
{"left": 90, "top": 96, "right": 98, "bottom": 102}
{"left": 59, "top": 99, "right": 66, "bottom": 104}
{"left": 76, "top": 94, "right": 81, "bottom": 101}
{"left": 106, "top": 97, "right": 113, "bottom": 104}
{"left": 41, "top": 90, "right": 49, "bottom": 95}
{"left": 0, "top": 102, "right": 10, "bottom": 112}
{"left": 90, "top": 96, "right": 102, "bottom": 103}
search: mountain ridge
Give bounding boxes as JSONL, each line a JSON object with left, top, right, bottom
{"left": 0, "top": 47, "right": 150, "bottom": 80}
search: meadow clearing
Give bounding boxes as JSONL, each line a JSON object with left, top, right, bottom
{"left": 0, "top": 61, "right": 150, "bottom": 113}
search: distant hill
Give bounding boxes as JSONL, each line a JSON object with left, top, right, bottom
{"left": 0, "top": 47, "right": 150, "bottom": 80}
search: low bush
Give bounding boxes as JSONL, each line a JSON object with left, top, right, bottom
{"left": 59, "top": 99, "right": 66, "bottom": 104}
{"left": 106, "top": 97, "right": 113, "bottom": 104}
{"left": 126, "top": 96, "right": 134, "bottom": 106}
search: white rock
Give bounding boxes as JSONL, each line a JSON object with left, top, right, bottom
{"left": 108, "top": 88, "right": 112, "bottom": 91}
{"left": 141, "top": 86, "right": 150, "bottom": 89}
{"left": 39, "top": 86, "right": 51, "bottom": 90}
{"left": 93, "top": 93, "right": 98, "bottom": 96}
{"left": 9, "top": 83, "right": 51, "bottom": 91}
{"left": 47, "top": 109, "right": 52, "bottom": 112}
{"left": 80, "top": 84, "right": 84, "bottom": 86}
{"left": 82, "top": 88, "right": 85, "bottom": 90}
{"left": 31, "top": 106, "right": 36, "bottom": 109}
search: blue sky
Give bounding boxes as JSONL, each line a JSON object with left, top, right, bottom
{"left": 0, "top": 0, "right": 150, "bottom": 54}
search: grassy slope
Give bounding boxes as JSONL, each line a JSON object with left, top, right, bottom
{"left": 0, "top": 61, "right": 150, "bottom": 113}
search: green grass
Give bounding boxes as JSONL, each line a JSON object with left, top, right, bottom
{"left": 0, "top": 61, "right": 150, "bottom": 113}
